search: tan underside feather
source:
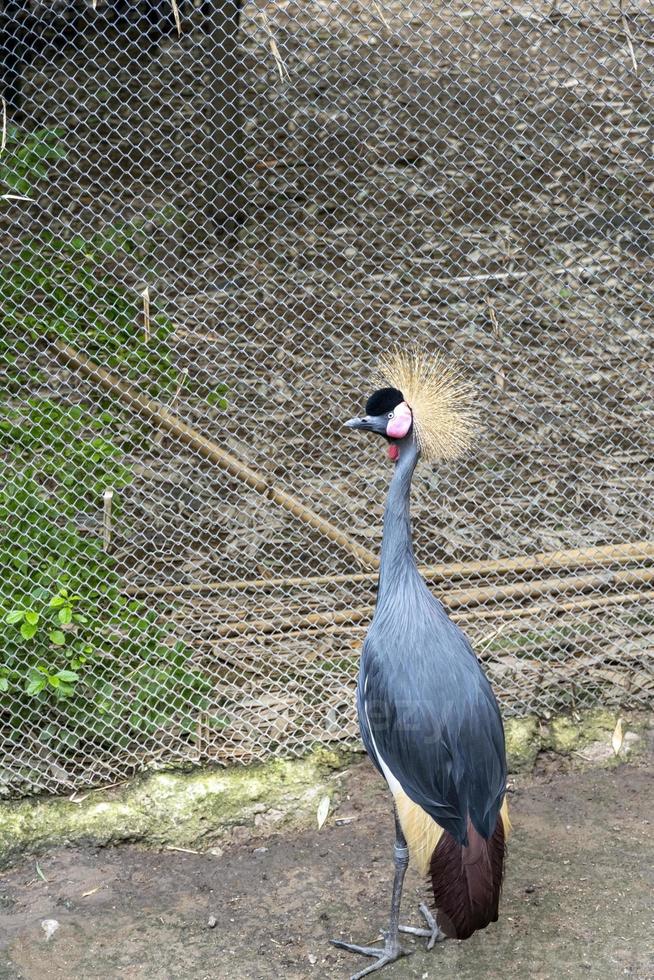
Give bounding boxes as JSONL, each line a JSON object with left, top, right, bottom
{"left": 500, "top": 797, "right": 511, "bottom": 836}
{"left": 393, "top": 788, "right": 444, "bottom": 874}
{"left": 393, "top": 789, "right": 511, "bottom": 875}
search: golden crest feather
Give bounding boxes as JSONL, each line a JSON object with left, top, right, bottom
{"left": 375, "top": 347, "right": 477, "bottom": 462}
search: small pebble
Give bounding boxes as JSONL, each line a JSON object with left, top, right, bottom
{"left": 41, "top": 919, "right": 59, "bottom": 941}
{"left": 207, "top": 916, "right": 217, "bottom": 929}
{"left": 253, "top": 847, "right": 268, "bottom": 855}
{"left": 525, "top": 884, "right": 536, "bottom": 894}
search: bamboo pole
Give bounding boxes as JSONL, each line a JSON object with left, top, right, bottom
{"left": 52, "top": 339, "right": 379, "bottom": 570}
{"left": 125, "top": 539, "right": 654, "bottom": 596}
{"left": 310, "top": 588, "right": 654, "bottom": 638}
{"left": 207, "top": 567, "right": 654, "bottom": 640}
{"left": 454, "top": 587, "right": 652, "bottom": 625}
{"left": 194, "top": 590, "right": 654, "bottom": 676}
{"left": 445, "top": 567, "right": 654, "bottom": 610}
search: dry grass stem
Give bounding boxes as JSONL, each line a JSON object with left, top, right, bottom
{"left": 577, "top": 14, "right": 654, "bottom": 48}
{"left": 476, "top": 623, "right": 511, "bottom": 656}
{"left": 170, "top": 0, "right": 181, "bottom": 37}
{"left": 1, "top": 96, "right": 6, "bottom": 154}
{"left": 372, "top": 1, "right": 391, "bottom": 30}
{"left": 416, "top": 269, "right": 531, "bottom": 282}
{"left": 260, "top": 12, "right": 289, "bottom": 82}
{"left": 103, "top": 488, "right": 114, "bottom": 552}
{"left": 268, "top": 36, "right": 289, "bottom": 82}
{"left": 141, "top": 286, "right": 151, "bottom": 342}
{"left": 620, "top": 8, "right": 638, "bottom": 71}
{"left": 171, "top": 367, "right": 188, "bottom": 410}
{"left": 486, "top": 299, "right": 499, "bottom": 333}
{"left": 486, "top": 298, "right": 506, "bottom": 393}
{"left": 35, "top": 861, "right": 49, "bottom": 883}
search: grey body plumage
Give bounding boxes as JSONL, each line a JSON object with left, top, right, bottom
{"left": 332, "top": 362, "right": 508, "bottom": 978}
{"left": 358, "top": 434, "right": 507, "bottom": 846}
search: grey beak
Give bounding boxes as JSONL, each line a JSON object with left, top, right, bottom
{"left": 345, "top": 416, "right": 370, "bottom": 430}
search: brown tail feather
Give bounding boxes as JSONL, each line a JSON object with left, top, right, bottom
{"left": 429, "top": 813, "right": 505, "bottom": 940}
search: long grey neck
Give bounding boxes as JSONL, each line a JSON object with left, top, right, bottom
{"left": 376, "top": 434, "right": 422, "bottom": 607}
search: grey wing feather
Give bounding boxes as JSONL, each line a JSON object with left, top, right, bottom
{"left": 358, "top": 607, "right": 507, "bottom": 845}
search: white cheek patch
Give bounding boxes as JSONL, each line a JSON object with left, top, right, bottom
{"left": 386, "top": 401, "right": 412, "bottom": 439}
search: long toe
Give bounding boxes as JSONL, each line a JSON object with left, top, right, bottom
{"left": 398, "top": 903, "right": 446, "bottom": 951}
{"left": 350, "top": 951, "right": 410, "bottom": 980}
{"left": 418, "top": 901, "right": 446, "bottom": 949}
{"left": 398, "top": 925, "right": 432, "bottom": 938}
{"left": 330, "top": 940, "right": 386, "bottom": 957}
{"left": 330, "top": 938, "right": 412, "bottom": 979}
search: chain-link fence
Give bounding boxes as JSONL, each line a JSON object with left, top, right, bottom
{"left": 0, "top": 0, "right": 652, "bottom": 798}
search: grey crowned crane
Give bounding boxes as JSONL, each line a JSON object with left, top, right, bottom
{"left": 332, "top": 350, "right": 509, "bottom": 979}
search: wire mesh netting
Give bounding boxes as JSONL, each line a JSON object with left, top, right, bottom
{"left": 0, "top": 0, "right": 652, "bottom": 797}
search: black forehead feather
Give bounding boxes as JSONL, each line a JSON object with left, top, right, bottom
{"left": 365, "top": 387, "right": 404, "bottom": 416}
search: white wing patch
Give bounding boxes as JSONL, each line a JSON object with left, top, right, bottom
{"left": 363, "top": 693, "right": 443, "bottom": 874}
{"left": 363, "top": 688, "right": 403, "bottom": 794}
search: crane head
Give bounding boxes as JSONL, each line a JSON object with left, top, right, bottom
{"left": 345, "top": 348, "right": 477, "bottom": 463}
{"left": 345, "top": 387, "right": 413, "bottom": 462}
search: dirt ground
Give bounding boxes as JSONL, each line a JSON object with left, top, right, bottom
{"left": 0, "top": 756, "right": 652, "bottom": 980}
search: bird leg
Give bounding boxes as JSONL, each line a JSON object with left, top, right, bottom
{"left": 330, "top": 815, "right": 413, "bottom": 979}
{"left": 398, "top": 901, "right": 446, "bottom": 950}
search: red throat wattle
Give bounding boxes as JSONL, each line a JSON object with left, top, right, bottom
{"left": 387, "top": 443, "right": 399, "bottom": 462}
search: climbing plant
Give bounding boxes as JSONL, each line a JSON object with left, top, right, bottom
{"left": 2, "top": 220, "right": 228, "bottom": 402}
{"left": 0, "top": 221, "right": 227, "bottom": 762}
{"left": 0, "top": 126, "right": 67, "bottom": 197}
{"left": 0, "top": 466, "right": 216, "bottom": 754}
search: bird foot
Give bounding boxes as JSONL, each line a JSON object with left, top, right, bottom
{"left": 398, "top": 902, "right": 446, "bottom": 950}
{"left": 330, "top": 938, "right": 412, "bottom": 979}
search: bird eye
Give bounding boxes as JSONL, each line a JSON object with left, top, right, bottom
{"left": 387, "top": 411, "right": 394, "bottom": 419}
